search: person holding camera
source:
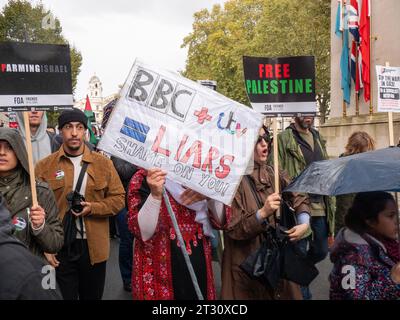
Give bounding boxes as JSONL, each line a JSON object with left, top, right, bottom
{"left": 35, "top": 108, "right": 125, "bottom": 300}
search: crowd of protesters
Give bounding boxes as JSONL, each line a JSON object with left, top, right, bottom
{"left": 0, "top": 110, "right": 399, "bottom": 300}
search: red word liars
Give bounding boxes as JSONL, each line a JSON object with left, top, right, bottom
{"left": 151, "top": 125, "right": 234, "bottom": 179}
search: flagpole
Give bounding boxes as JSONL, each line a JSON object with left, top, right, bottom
{"left": 369, "top": 0, "right": 373, "bottom": 115}
{"left": 22, "top": 26, "right": 38, "bottom": 208}
{"left": 342, "top": 0, "right": 347, "bottom": 118}
{"left": 355, "top": 43, "right": 359, "bottom": 116}
{"left": 385, "top": 62, "right": 395, "bottom": 147}
{"left": 273, "top": 117, "right": 280, "bottom": 219}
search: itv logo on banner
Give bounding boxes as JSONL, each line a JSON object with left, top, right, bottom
{"left": 120, "top": 117, "right": 150, "bottom": 143}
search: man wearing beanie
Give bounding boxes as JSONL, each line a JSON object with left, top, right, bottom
{"left": 35, "top": 108, "right": 125, "bottom": 300}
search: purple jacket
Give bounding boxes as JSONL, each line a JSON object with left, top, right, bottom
{"left": 329, "top": 228, "right": 400, "bottom": 300}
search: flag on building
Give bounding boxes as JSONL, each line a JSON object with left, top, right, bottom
{"left": 347, "top": 0, "right": 360, "bottom": 42}
{"left": 351, "top": 40, "right": 363, "bottom": 92}
{"left": 335, "top": 0, "right": 344, "bottom": 37}
{"left": 359, "top": 0, "right": 370, "bottom": 102}
{"left": 337, "top": 2, "right": 351, "bottom": 104}
{"left": 341, "top": 30, "right": 351, "bottom": 104}
{"left": 84, "top": 95, "right": 99, "bottom": 145}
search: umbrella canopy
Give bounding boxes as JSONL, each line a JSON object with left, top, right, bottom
{"left": 283, "top": 147, "right": 400, "bottom": 196}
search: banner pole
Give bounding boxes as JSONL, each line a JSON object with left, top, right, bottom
{"left": 273, "top": 117, "right": 280, "bottom": 218}
{"left": 22, "top": 29, "right": 38, "bottom": 207}
{"left": 23, "top": 112, "right": 38, "bottom": 207}
{"left": 355, "top": 42, "right": 360, "bottom": 116}
{"left": 389, "top": 112, "right": 394, "bottom": 146}
{"left": 385, "top": 62, "right": 395, "bottom": 146}
{"left": 162, "top": 188, "right": 204, "bottom": 300}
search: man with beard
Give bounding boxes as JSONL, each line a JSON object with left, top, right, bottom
{"left": 269, "top": 116, "right": 335, "bottom": 300}
{"left": 35, "top": 108, "right": 125, "bottom": 300}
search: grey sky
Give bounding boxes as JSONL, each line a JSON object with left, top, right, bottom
{"left": 0, "top": 0, "right": 226, "bottom": 99}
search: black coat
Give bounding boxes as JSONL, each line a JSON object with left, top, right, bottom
{"left": 111, "top": 156, "right": 137, "bottom": 191}
{"left": 0, "top": 195, "right": 62, "bottom": 300}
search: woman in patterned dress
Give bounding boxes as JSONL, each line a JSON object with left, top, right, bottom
{"left": 127, "top": 167, "right": 226, "bottom": 300}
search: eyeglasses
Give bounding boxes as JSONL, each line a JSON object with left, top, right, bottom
{"left": 257, "top": 134, "right": 270, "bottom": 144}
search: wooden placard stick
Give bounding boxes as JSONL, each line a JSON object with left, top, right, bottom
{"left": 23, "top": 112, "right": 38, "bottom": 207}
{"left": 273, "top": 117, "right": 280, "bottom": 218}
{"left": 385, "top": 62, "right": 395, "bottom": 147}
{"left": 355, "top": 43, "right": 360, "bottom": 116}
{"left": 389, "top": 112, "right": 394, "bottom": 146}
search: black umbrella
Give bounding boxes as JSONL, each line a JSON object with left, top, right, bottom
{"left": 283, "top": 147, "right": 400, "bottom": 196}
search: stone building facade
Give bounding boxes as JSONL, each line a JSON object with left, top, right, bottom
{"left": 321, "top": 0, "right": 400, "bottom": 157}
{"left": 74, "top": 75, "right": 118, "bottom": 125}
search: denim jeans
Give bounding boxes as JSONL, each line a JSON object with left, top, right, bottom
{"left": 115, "top": 208, "right": 133, "bottom": 286}
{"left": 297, "top": 216, "right": 329, "bottom": 300}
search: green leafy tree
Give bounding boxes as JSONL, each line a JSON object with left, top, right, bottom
{"left": 0, "top": 0, "right": 83, "bottom": 126}
{"left": 182, "top": 0, "right": 331, "bottom": 122}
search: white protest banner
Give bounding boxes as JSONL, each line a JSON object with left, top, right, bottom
{"left": 98, "top": 60, "right": 264, "bottom": 205}
{"left": 376, "top": 65, "right": 400, "bottom": 113}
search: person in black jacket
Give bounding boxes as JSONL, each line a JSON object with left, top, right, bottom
{"left": 111, "top": 156, "right": 137, "bottom": 292}
{"left": 0, "top": 193, "right": 62, "bottom": 300}
{"left": 101, "top": 98, "right": 137, "bottom": 292}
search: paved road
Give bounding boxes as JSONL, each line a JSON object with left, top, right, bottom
{"left": 103, "top": 238, "right": 131, "bottom": 300}
{"left": 103, "top": 238, "right": 332, "bottom": 300}
{"left": 310, "top": 257, "right": 332, "bottom": 300}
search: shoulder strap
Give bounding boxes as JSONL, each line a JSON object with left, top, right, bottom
{"left": 75, "top": 162, "right": 88, "bottom": 193}
{"left": 75, "top": 162, "right": 88, "bottom": 241}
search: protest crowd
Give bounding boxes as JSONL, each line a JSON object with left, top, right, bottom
{"left": 0, "top": 0, "right": 400, "bottom": 303}
{"left": 0, "top": 108, "right": 399, "bottom": 301}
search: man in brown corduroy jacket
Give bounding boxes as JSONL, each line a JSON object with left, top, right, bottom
{"left": 36, "top": 108, "right": 125, "bottom": 300}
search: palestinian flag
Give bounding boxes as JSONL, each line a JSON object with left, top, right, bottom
{"left": 84, "top": 95, "right": 99, "bottom": 145}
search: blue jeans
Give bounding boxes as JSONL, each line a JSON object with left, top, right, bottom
{"left": 297, "top": 216, "right": 329, "bottom": 300}
{"left": 115, "top": 208, "right": 133, "bottom": 286}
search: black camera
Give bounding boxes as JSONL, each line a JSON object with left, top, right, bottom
{"left": 66, "top": 191, "right": 85, "bottom": 213}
